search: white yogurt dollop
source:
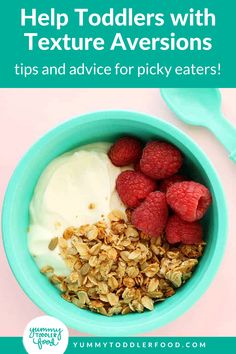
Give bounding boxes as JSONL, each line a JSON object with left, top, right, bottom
{"left": 28, "top": 142, "right": 126, "bottom": 276}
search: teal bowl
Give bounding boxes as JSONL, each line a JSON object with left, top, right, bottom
{"left": 2, "top": 110, "right": 227, "bottom": 336}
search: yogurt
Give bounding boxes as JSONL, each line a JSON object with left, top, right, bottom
{"left": 28, "top": 142, "right": 127, "bottom": 275}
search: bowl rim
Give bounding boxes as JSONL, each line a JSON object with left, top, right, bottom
{"left": 1, "top": 110, "right": 228, "bottom": 336}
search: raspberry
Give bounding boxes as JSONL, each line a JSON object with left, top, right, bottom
{"left": 108, "top": 136, "right": 142, "bottom": 167}
{"left": 116, "top": 171, "right": 157, "bottom": 208}
{"left": 134, "top": 160, "right": 141, "bottom": 172}
{"left": 140, "top": 141, "right": 183, "bottom": 179}
{"left": 166, "top": 181, "right": 212, "bottom": 222}
{"left": 159, "top": 174, "right": 187, "bottom": 193}
{"left": 131, "top": 191, "right": 168, "bottom": 237}
{"left": 166, "top": 214, "right": 203, "bottom": 245}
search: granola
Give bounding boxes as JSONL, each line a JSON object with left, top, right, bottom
{"left": 43, "top": 209, "right": 205, "bottom": 316}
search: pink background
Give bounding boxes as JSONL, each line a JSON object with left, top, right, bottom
{"left": 0, "top": 88, "right": 236, "bottom": 337}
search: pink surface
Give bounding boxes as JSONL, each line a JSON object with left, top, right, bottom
{"left": 0, "top": 88, "right": 236, "bottom": 337}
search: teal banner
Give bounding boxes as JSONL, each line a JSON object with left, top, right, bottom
{"left": 0, "top": 0, "right": 235, "bottom": 87}
{"left": 0, "top": 337, "right": 236, "bottom": 354}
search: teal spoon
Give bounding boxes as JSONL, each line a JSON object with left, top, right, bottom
{"left": 160, "top": 88, "right": 236, "bottom": 163}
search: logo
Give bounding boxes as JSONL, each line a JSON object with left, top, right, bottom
{"left": 23, "top": 316, "right": 69, "bottom": 353}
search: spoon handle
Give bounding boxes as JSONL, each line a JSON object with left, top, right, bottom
{"left": 207, "top": 115, "right": 236, "bottom": 163}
